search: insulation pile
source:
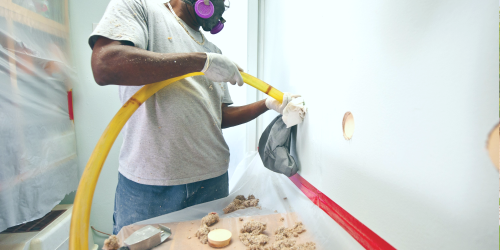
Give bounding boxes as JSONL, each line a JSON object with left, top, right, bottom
{"left": 102, "top": 235, "right": 120, "bottom": 250}
{"left": 239, "top": 221, "right": 269, "bottom": 250}
{"left": 238, "top": 221, "right": 316, "bottom": 250}
{"left": 195, "top": 212, "right": 220, "bottom": 244}
{"left": 272, "top": 222, "right": 315, "bottom": 250}
{"left": 223, "top": 194, "right": 260, "bottom": 214}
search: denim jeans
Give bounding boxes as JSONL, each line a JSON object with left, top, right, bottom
{"left": 113, "top": 172, "right": 229, "bottom": 234}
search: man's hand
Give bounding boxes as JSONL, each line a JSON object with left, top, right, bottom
{"left": 265, "top": 92, "right": 301, "bottom": 114}
{"left": 202, "top": 53, "right": 244, "bottom": 86}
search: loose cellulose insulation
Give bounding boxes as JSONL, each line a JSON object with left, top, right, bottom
{"left": 239, "top": 221, "right": 270, "bottom": 250}
{"left": 102, "top": 235, "right": 120, "bottom": 250}
{"left": 272, "top": 222, "right": 316, "bottom": 250}
{"left": 195, "top": 212, "right": 220, "bottom": 244}
{"left": 238, "top": 221, "right": 316, "bottom": 250}
{"left": 223, "top": 195, "right": 260, "bottom": 214}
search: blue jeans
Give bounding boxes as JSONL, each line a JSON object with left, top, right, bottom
{"left": 113, "top": 172, "right": 229, "bottom": 234}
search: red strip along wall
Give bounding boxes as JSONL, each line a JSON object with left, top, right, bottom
{"left": 67, "top": 90, "right": 74, "bottom": 121}
{"left": 289, "top": 174, "right": 396, "bottom": 250}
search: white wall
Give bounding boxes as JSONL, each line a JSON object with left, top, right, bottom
{"left": 68, "top": 0, "right": 249, "bottom": 247}
{"left": 208, "top": 0, "right": 249, "bottom": 179}
{"left": 68, "top": 0, "right": 122, "bottom": 246}
{"left": 260, "top": 0, "right": 498, "bottom": 249}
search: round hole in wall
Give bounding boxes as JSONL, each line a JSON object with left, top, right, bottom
{"left": 486, "top": 122, "right": 499, "bottom": 170}
{"left": 342, "top": 112, "right": 355, "bottom": 140}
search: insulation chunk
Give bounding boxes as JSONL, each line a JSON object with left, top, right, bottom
{"left": 291, "top": 242, "right": 316, "bottom": 250}
{"left": 240, "top": 221, "right": 267, "bottom": 235}
{"left": 272, "top": 239, "right": 295, "bottom": 250}
{"left": 103, "top": 235, "right": 120, "bottom": 250}
{"left": 195, "top": 225, "right": 211, "bottom": 244}
{"left": 272, "top": 222, "right": 314, "bottom": 250}
{"left": 239, "top": 233, "right": 270, "bottom": 246}
{"left": 201, "top": 212, "right": 219, "bottom": 227}
{"left": 223, "top": 195, "right": 260, "bottom": 214}
{"left": 239, "top": 220, "right": 270, "bottom": 250}
{"left": 274, "top": 222, "right": 306, "bottom": 240}
{"left": 195, "top": 212, "right": 221, "bottom": 244}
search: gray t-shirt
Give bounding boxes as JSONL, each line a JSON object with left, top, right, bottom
{"left": 89, "top": 0, "right": 232, "bottom": 186}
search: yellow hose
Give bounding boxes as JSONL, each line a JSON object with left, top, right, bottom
{"left": 241, "top": 72, "right": 283, "bottom": 103}
{"left": 69, "top": 72, "right": 283, "bottom": 250}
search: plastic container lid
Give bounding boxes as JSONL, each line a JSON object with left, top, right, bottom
{"left": 207, "top": 229, "right": 232, "bottom": 248}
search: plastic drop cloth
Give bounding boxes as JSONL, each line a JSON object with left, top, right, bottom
{"left": 0, "top": 6, "right": 78, "bottom": 232}
{"left": 10, "top": 0, "right": 66, "bottom": 24}
{"left": 119, "top": 152, "right": 363, "bottom": 249}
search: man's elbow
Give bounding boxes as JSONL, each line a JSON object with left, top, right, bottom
{"left": 91, "top": 51, "right": 119, "bottom": 86}
{"left": 94, "top": 73, "right": 110, "bottom": 86}
{"left": 92, "top": 59, "right": 111, "bottom": 86}
{"left": 220, "top": 115, "right": 233, "bottom": 129}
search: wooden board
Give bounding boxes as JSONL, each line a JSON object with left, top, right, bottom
{"left": 117, "top": 213, "right": 317, "bottom": 250}
{"left": 0, "top": 3, "right": 69, "bottom": 38}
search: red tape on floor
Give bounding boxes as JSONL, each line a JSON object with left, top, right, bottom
{"left": 289, "top": 174, "right": 396, "bottom": 250}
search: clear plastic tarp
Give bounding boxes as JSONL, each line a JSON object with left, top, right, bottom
{"left": 116, "top": 152, "right": 364, "bottom": 249}
{"left": 0, "top": 5, "right": 78, "bottom": 232}
{"left": 12, "top": 0, "right": 66, "bottom": 24}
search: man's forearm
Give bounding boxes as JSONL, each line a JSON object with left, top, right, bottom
{"left": 91, "top": 37, "right": 207, "bottom": 86}
{"left": 221, "top": 100, "right": 269, "bottom": 129}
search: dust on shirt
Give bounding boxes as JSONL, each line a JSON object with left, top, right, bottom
{"left": 89, "top": 0, "right": 233, "bottom": 185}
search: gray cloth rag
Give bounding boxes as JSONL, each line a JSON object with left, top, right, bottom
{"left": 258, "top": 115, "right": 298, "bottom": 177}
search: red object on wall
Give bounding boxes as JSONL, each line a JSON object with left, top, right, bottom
{"left": 67, "top": 90, "right": 74, "bottom": 121}
{"left": 289, "top": 174, "right": 396, "bottom": 250}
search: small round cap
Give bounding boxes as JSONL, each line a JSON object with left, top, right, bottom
{"left": 208, "top": 229, "right": 232, "bottom": 248}
{"left": 210, "top": 21, "right": 224, "bottom": 34}
{"left": 195, "top": 0, "right": 214, "bottom": 19}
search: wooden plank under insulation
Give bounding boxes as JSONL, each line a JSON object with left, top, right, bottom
{"left": 0, "top": 1, "right": 69, "bottom": 39}
{"left": 117, "top": 213, "right": 319, "bottom": 250}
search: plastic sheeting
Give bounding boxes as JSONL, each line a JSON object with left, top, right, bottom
{"left": 11, "top": 0, "right": 66, "bottom": 24}
{"left": 0, "top": 7, "right": 78, "bottom": 232}
{"left": 120, "top": 152, "right": 364, "bottom": 249}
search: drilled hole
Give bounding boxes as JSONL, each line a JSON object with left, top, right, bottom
{"left": 487, "top": 123, "right": 499, "bottom": 170}
{"left": 342, "top": 112, "right": 355, "bottom": 140}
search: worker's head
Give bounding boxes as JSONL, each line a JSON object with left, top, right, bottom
{"left": 182, "top": 0, "right": 227, "bottom": 33}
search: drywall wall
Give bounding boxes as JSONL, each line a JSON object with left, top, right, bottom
{"left": 207, "top": 0, "right": 249, "bottom": 179}
{"left": 67, "top": 0, "right": 122, "bottom": 247}
{"left": 67, "top": 0, "right": 249, "bottom": 247}
{"left": 260, "top": 0, "right": 499, "bottom": 249}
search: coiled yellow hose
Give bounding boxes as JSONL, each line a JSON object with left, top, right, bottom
{"left": 69, "top": 72, "right": 283, "bottom": 249}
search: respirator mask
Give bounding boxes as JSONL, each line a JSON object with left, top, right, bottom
{"left": 184, "top": 0, "right": 229, "bottom": 34}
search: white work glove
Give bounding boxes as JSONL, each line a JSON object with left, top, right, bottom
{"left": 201, "top": 52, "right": 244, "bottom": 86}
{"left": 265, "top": 92, "right": 301, "bottom": 114}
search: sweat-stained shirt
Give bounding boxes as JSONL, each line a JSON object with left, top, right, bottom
{"left": 88, "top": 0, "right": 233, "bottom": 186}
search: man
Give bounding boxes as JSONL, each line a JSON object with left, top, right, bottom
{"left": 89, "top": 0, "right": 297, "bottom": 234}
